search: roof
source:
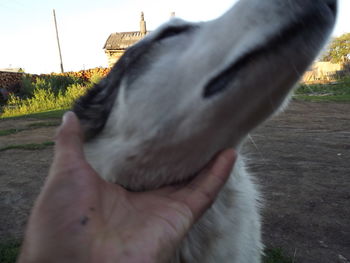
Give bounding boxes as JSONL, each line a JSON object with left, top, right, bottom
{"left": 103, "top": 31, "right": 150, "bottom": 50}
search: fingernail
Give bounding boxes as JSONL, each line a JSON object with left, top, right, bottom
{"left": 222, "top": 148, "right": 236, "bottom": 162}
{"left": 62, "top": 111, "right": 73, "bottom": 124}
{"left": 218, "top": 149, "right": 236, "bottom": 169}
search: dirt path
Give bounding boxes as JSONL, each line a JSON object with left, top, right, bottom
{"left": 0, "top": 101, "right": 349, "bottom": 263}
{"left": 244, "top": 101, "right": 350, "bottom": 263}
{"left": 0, "top": 118, "right": 58, "bottom": 149}
{"left": 0, "top": 118, "right": 57, "bottom": 241}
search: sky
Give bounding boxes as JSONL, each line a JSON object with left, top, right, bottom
{"left": 0, "top": 0, "right": 349, "bottom": 74}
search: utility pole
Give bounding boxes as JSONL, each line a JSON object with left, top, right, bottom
{"left": 53, "top": 9, "right": 64, "bottom": 73}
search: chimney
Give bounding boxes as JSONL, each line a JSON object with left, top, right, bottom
{"left": 140, "top": 12, "right": 147, "bottom": 35}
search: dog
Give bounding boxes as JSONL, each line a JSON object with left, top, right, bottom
{"left": 73, "top": 0, "right": 337, "bottom": 262}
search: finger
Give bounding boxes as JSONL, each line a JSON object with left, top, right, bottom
{"left": 55, "top": 111, "right": 85, "bottom": 161}
{"left": 171, "top": 149, "right": 236, "bottom": 222}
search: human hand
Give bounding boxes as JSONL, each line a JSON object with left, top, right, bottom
{"left": 17, "top": 111, "right": 236, "bottom": 263}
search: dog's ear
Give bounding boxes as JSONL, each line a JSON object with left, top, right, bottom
{"left": 72, "top": 27, "right": 155, "bottom": 140}
{"left": 72, "top": 43, "right": 138, "bottom": 141}
{"left": 73, "top": 76, "right": 119, "bottom": 141}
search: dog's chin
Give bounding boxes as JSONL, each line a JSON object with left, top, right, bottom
{"left": 84, "top": 134, "right": 225, "bottom": 191}
{"left": 99, "top": 162, "right": 207, "bottom": 192}
{"left": 123, "top": 169, "right": 200, "bottom": 192}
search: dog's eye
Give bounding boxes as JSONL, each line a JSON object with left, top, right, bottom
{"left": 203, "top": 67, "right": 239, "bottom": 98}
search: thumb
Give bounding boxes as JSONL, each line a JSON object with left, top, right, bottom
{"left": 55, "top": 111, "right": 85, "bottom": 161}
{"left": 171, "top": 149, "right": 236, "bottom": 222}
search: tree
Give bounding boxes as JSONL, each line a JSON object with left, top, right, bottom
{"left": 321, "top": 33, "right": 350, "bottom": 63}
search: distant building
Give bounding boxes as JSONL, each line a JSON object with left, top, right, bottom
{"left": 302, "top": 61, "right": 343, "bottom": 82}
{"left": 104, "top": 12, "right": 150, "bottom": 67}
{"left": 104, "top": 12, "right": 176, "bottom": 67}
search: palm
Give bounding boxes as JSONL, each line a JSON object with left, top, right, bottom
{"left": 18, "top": 112, "right": 235, "bottom": 263}
{"left": 86, "top": 169, "right": 194, "bottom": 262}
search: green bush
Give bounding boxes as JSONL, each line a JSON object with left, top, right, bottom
{"left": 1, "top": 84, "right": 86, "bottom": 118}
{"left": 19, "top": 75, "right": 35, "bottom": 98}
{"left": 89, "top": 71, "right": 103, "bottom": 86}
{"left": 296, "top": 76, "right": 350, "bottom": 96}
{"left": 18, "top": 75, "right": 85, "bottom": 99}
{"left": 0, "top": 72, "right": 94, "bottom": 117}
{"left": 45, "top": 75, "right": 84, "bottom": 95}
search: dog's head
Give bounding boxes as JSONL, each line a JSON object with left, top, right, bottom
{"left": 73, "top": 0, "right": 337, "bottom": 189}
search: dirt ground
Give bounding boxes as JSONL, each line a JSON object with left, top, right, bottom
{"left": 0, "top": 100, "right": 349, "bottom": 263}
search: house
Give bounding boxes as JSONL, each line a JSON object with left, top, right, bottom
{"left": 103, "top": 12, "right": 150, "bottom": 67}
{"left": 104, "top": 12, "right": 176, "bottom": 67}
{"left": 302, "top": 61, "right": 343, "bottom": 82}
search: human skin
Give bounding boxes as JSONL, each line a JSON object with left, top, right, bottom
{"left": 17, "top": 112, "right": 236, "bottom": 263}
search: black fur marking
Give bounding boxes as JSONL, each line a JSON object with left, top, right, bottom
{"left": 203, "top": 8, "right": 334, "bottom": 98}
{"left": 154, "top": 24, "right": 198, "bottom": 41}
{"left": 73, "top": 23, "right": 197, "bottom": 141}
{"left": 327, "top": 2, "right": 337, "bottom": 15}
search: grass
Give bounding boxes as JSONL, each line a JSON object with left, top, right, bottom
{"left": 0, "top": 121, "right": 60, "bottom": 137}
{"left": 294, "top": 94, "right": 350, "bottom": 102}
{"left": 22, "top": 109, "right": 66, "bottom": 119}
{"left": 0, "top": 73, "right": 88, "bottom": 118}
{"left": 0, "top": 73, "right": 347, "bottom": 119}
{"left": 27, "top": 121, "right": 60, "bottom": 128}
{"left": 263, "top": 248, "right": 294, "bottom": 263}
{"left": 1, "top": 84, "right": 85, "bottom": 118}
{"left": 1, "top": 109, "right": 66, "bottom": 120}
{"left": 295, "top": 78, "right": 350, "bottom": 102}
{"left": 0, "top": 129, "right": 23, "bottom": 136}
{"left": 0, "top": 141, "right": 54, "bottom": 151}
{"left": 0, "top": 72, "right": 104, "bottom": 118}
{"left": 0, "top": 241, "right": 20, "bottom": 263}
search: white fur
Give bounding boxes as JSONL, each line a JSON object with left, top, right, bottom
{"left": 82, "top": 0, "right": 336, "bottom": 262}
